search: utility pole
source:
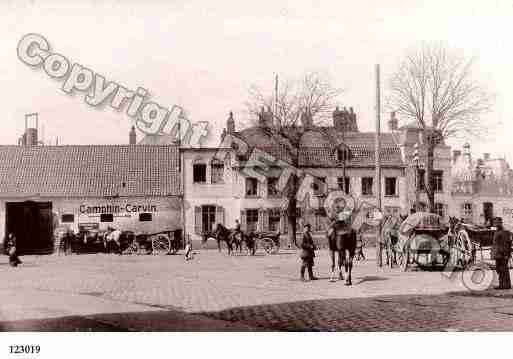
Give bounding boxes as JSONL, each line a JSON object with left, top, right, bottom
{"left": 375, "top": 64, "right": 382, "bottom": 267}
{"left": 274, "top": 74, "right": 279, "bottom": 127}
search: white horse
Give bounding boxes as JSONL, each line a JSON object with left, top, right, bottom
{"left": 104, "top": 228, "right": 122, "bottom": 253}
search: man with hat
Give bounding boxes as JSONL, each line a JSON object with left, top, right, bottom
{"left": 299, "top": 223, "right": 317, "bottom": 281}
{"left": 492, "top": 217, "right": 512, "bottom": 290}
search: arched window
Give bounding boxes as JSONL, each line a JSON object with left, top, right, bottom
{"left": 336, "top": 147, "right": 351, "bottom": 162}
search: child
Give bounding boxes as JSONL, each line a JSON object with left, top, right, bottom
{"left": 184, "top": 237, "right": 193, "bottom": 260}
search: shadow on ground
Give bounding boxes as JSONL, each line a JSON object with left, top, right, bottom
{"left": 4, "top": 289, "right": 513, "bottom": 331}
{"left": 195, "top": 291, "right": 513, "bottom": 331}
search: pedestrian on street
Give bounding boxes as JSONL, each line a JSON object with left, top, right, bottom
{"left": 491, "top": 217, "right": 512, "bottom": 290}
{"left": 5, "top": 233, "right": 21, "bottom": 267}
{"left": 184, "top": 237, "right": 194, "bottom": 261}
{"left": 300, "top": 223, "right": 317, "bottom": 281}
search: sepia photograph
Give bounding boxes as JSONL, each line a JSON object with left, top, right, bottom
{"left": 1, "top": 1, "right": 513, "bottom": 355}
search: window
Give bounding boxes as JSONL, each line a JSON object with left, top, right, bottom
{"left": 246, "top": 209, "right": 259, "bottom": 232}
{"left": 61, "top": 214, "right": 74, "bottom": 223}
{"left": 139, "top": 213, "right": 152, "bottom": 222}
{"left": 267, "top": 177, "right": 280, "bottom": 197}
{"left": 435, "top": 203, "right": 445, "bottom": 217}
{"left": 211, "top": 161, "right": 224, "bottom": 184}
{"left": 337, "top": 148, "right": 350, "bottom": 162}
{"left": 100, "top": 213, "right": 113, "bottom": 222}
{"left": 417, "top": 169, "right": 425, "bottom": 191}
{"left": 193, "top": 163, "right": 207, "bottom": 183}
{"left": 202, "top": 205, "right": 216, "bottom": 233}
{"left": 462, "top": 203, "right": 473, "bottom": 219}
{"left": 362, "top": 177, "right": 373, "bottom": 196}
{"left": 385, "top": 177, "right": 397, "bottom": 196}
{"left": 246, "top": 177, "right": 258, "bottom": 197}
{"left": 337, "top": 177, "right": 350, "bottom": 194}
{"left": 433, "top": 171, "right": 443, "bottom": 192}
{"left": 313, "top": 177, "right": 326, "bottom": 196}
{"left": 269, "top": 208, "right": 281, "bottom": 231}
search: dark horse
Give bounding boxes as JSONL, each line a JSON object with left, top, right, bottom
{"left": 327, "top": 220, "right": 357, "bottom": 285}
{"left": 203, "top": 223, "right": 255, "bottom": 255}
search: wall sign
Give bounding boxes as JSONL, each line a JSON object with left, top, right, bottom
{"left": 79, "top": 203, "right": 158, "bottom": 215}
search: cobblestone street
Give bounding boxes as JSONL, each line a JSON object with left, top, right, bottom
{"left": 1, "top": 248, "right": 513, "bottom": 331}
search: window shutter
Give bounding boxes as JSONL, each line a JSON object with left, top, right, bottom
{"left": 194, "top": 206, "right": 202, "bottom": 235}
{"left": 240, "top": 210, "right": 247, "bottom": 231}
{"left": 263, "top": 209, "right": 269, "bottom": 232}
{"left": 215, "top": 206, "right": 225, "bottom": 226}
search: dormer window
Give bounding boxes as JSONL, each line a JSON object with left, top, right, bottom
{"left": 337, "top": 148, "right": 350, "bottom": 162}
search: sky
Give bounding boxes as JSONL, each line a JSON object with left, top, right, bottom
{"left": 1, "top": 0, "right": 512, "bottom": 160}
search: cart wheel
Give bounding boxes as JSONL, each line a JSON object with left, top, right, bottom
{"left": 263, "top": 238, "right": 274, "bottom": 254}
{"left": 151, "top": 234, "right": 171, "bottom": 255}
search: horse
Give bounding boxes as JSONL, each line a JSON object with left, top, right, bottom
{"left": 380, "top": 215, "right": 406, "bottom": 268}
{"left": 203, "top": 224, "right": 255, "bottom": 256}
{"left": 327, "top": 221, "right": 357, "bottom": 285}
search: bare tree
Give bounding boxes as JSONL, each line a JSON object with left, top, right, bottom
{"left": 245, "top": 71, "right": 343, "bottom": 247}
{"left": 387, "top": 43, "right": 495, "bottom": 213}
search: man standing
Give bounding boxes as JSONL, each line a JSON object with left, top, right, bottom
{"left": 5, "top": 233, "right": 22, "bottom": 267}
{"left": 492, "top": 217, "right": 512, "bottom": 290}
{"left": 300, "top": 223, "right": 317, "bottom": 281}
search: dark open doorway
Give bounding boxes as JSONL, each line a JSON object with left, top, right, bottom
{"left": 5, "top": 201, "right": 53, "bottom": 254}
{"left": 483, "top": 202, "right": 494, "bottom": 224}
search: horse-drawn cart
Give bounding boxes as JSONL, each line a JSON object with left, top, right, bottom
{"left": 397, "top": 212, "right": 473, "bottom": 271}
{"left": 109, "top": 228, "right": 183, "bottom": 255}
{"left": 253, "top": 231, "right": 280, "bottom": 254}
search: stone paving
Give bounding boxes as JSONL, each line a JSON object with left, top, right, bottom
{"left": 1, "top": 248, "right": 513, "bottom": 331}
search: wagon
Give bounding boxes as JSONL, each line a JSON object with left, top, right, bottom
{"left": 117, "top": 229, "right": 183, "bottom": 255}
{"left": 397, "top": 212, "right": 451, "bottom": 271}
{"left": 253, "top": 231, "right": 280, "bottom": 254}
{"left": 456, "top": 223, "right": 494, "bottom": 263}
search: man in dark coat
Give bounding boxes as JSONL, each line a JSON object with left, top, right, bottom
{"left": 5, "top": 233, "right": 22, "bottom": 267}
{"left": 300, "top": 223, "right": 317, "bottom": 281}
{"left": 492, "top": 217, "right": 512, "bottom": 290}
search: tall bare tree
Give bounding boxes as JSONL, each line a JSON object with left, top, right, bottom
{"left": 245, "top": 71, "right": 343, "bottom": 246}
{"left": 387, "top": 43, "right": 494, "bottom": 213}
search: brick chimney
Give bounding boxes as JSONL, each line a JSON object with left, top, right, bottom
{"left": 388, "top": 111, "right": 398, "bottom": 131}
{"left": 129, "top": 126, "right": 137, "bottom": 145}
{"left": 483, "top": 153, "right": 490, "bottom": 161}
{"left": 453, "top": 149, "right": 462, "bottom": 163}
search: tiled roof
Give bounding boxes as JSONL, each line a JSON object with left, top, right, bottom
{"left": 233, "top": 126, "right": 404, "bottom": 168}
{"left": 0, "top": 145, "right": 180, "bottom": 197}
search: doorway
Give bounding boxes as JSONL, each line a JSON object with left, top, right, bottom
{"left": 483, "top": 202, "right": 494, "bottom": 224}
{"left": 5, "top": 201, "right": 53, "bottom": 254}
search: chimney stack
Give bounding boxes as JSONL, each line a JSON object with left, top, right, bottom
{"left": 453, "top": 149, "right": 462, "bottom": 163}
{"left": 129, "top": 126, "right": 137, "bottom": 145}
{"left": 483, "top": 153, "right": 490, "bottom": 161}
{"left": 388, "top": 111, "right": 398, "bottom": 131}
{"left": 24, "top": 113, "right": 38, "bottom": 146}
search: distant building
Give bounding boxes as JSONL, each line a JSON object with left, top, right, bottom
{"left": 450, "top": 143, "right": 513, "bottom": 228}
